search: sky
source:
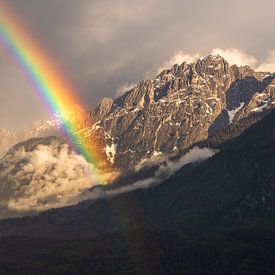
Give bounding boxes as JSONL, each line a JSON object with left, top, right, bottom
{"left": 1, "top": 0, "right": 275, "bottom": 131}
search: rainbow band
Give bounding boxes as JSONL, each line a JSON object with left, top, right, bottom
{"left": 0, "top": 2, "right": 110, "bottom": 183}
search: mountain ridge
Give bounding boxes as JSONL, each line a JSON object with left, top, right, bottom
{"left": 1, "top": 55, "right": 275, "bottom": 170}
{"left": 0, "top": 108, "right": 274, "bottom": 238}
{"left": 0, "top": 56, "right": 275, "bottom": 274}
{"left": 90, "top": 55, "right": 275, "bottom": 170}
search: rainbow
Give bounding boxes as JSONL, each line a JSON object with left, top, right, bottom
{"left": 0, "top": 2, "right": 113, "bottom": 183}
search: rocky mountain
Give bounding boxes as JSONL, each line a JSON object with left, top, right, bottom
{"left": 89, "top": 55, "right": 275, "bottom": 170}
{"left": 0, "top": 106, "right": 275, "bottom": 238}
{"left": 1, "top": 57, "right": 275, "bottom": 274}
{"left": 1, "top": 55, "right": 274, "bottom": 171}
{"left": 0, "top": 53, "right": 274, "bottom": 220}
{"left": 0, "top": 108, "right": 274, "bottom": 275}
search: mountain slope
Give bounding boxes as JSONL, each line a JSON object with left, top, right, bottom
{"left": 0, "top": 62, "right": 275, "bottom": 275}
{"left": 1, "top": 55, "right": 274, "bottom": 171}
{"left": 0, "top": 54, "right": 274, "bottom": 221}
{"left": 1, "top": 224, "right": 275, "bottom": 275}
{"left": 0, "top": 109, "right": 274, "bottom": 238}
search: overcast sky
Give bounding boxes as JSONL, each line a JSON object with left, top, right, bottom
{"left": 1, "top": 0, "right": 275, "bottom": 131}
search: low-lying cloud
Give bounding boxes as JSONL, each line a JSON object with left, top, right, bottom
{"left": 0, "top": 144, "right": 216, "bottom": 218}
{"left": 72, "top": 147, "right": 217, "bottom": 205}
{"left": 0, "top": 140, "right": 100, "bottom": 216}
{"left": 129, "top": 146, "right": 216, "bottom": 190}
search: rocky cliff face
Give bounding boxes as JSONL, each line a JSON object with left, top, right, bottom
{"left": 90, "top": 55, "right": 275, "bottom": 170}
{"left": 1, "top": 55, "right": 275, "bottom": 218}
{"left": 2, "top": 55, "right": 274, "bottom": 171}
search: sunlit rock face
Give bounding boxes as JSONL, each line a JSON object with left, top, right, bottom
{"left": 0, "top": 55, "right": 275, "bottom": 219}
{"left": 1, "top": 55, "right": 275, "bottom": 171}
{"left": 89, "top": 55, "right": 275, "bottom": 170}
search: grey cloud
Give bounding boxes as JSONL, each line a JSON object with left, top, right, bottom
{"left": 1, "top": 0, "right": 275, "bottom": 130}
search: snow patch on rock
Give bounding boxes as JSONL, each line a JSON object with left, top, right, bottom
{"left": 228, "top": 102, "right": 245, "bottom": 123}
{"left": 105, "top": 142, "right": 117, "bottom": 164}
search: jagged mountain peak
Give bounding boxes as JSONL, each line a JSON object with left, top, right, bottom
{"left": 87, "top": 55, "right": 275, "bottom": 170}
{"left": 1, "top": 55, "right": 274, "bottom": 172}
{"left": 155, "top": 54, "right": 229, "bottom": 81}
{"left": 196, "top": 54, "right": 227, "bottom": 66}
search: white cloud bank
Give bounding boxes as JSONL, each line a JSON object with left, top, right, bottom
{"left": 0, "top": 141, "right": 100, "bottom": 215}
{"left": 0, "top": 143, "right": 216, "bottom": 218}
{"left": 80, "top": 147, "right": 217, "bottom": 203}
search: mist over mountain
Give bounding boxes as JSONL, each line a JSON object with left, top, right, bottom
{"left": 1, "top": 107, "right": 275, "bottom": 233}
{"left": 0, "top": 142, "right": 216, "bottom": 219}
{"left": 0, "top": 137, "right": 102, "bottom": 219}
{"left": 1, "top": 0, "right": 275, "bottom": 273}
{"left": 0, "top": 101, "right": 275, "bottom": 275}
{"left": 90, "top": 55, "right": 275, "bottom": 170}
{"left": 0, "top": 53, "right": 275, "bottom": 274}
{"left": 2, "top": 55, "right": 274, "bottom": 167}
{"left": 0, "top": 54, "right": 275, "bottom": 219}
